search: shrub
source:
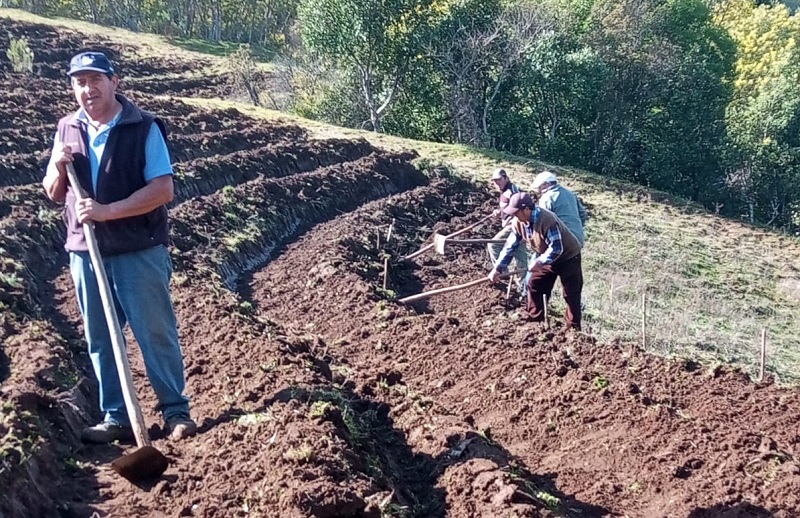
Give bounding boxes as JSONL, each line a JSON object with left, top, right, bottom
{"left": 6, "top": 37, "right": 34, "bottom": 74}
{"left": 226, "top": 44, "right": 262, "bottom": 106}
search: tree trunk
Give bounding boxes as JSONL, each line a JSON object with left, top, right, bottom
{"left": 359, "top": 66, "right": 382, "bottom": 132}
{"left": 211, "top": 0, "right": 222, "bottom": 41}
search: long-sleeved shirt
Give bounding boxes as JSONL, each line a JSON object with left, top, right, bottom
{"left": 538, "top": 184, "right": 588, "bottom": 246}
{"left": 494, "top": 207, "right": 565, "bottom": 271}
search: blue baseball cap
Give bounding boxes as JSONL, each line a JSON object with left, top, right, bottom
{"left": 68, "top": 52, "right": 115, "bottom": 76}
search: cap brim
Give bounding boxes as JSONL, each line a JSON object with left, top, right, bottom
{"left": 502, "top": 206, "right": 519, "bottom": 216}
{"left": 68, "top": 66, "right": 112, "bottom": 76}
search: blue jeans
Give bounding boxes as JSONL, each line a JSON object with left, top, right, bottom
{"left": 70, "top": 245, "right": 190, "bottom": 426}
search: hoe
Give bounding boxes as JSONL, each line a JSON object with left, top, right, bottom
{"left": 398, "top": 268, "right": 526, "bottom": 304}
{"left": 433, "top": 233, "right": 505, "bottom": 255}
{"left": 402, "top": 213, "right": 494, "bottom": 261}
{"left": 66, "top": 164, "right": 169, "bottom": 483}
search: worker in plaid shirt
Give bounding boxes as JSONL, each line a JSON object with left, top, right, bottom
{"left": 488, "top": 192, "right": 584, "bottom": 330}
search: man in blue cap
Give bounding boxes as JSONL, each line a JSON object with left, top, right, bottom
{"left": 488, "top": 192, "right": 584, "bottom": 330}
{"left": 42, "top": 52, "right": 196, "bottom": 443}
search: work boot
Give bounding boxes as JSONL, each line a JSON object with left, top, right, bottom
{"left": 166, "top": 416, "right": 197, "bottom": 441}
{"left": 81, "top": 421, "right": 134, "bottom": 444}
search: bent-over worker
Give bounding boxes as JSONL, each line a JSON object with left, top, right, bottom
{"left": 488, "top": 192, "right": 584, "bottom": 330}
{"left": 488, "top": 168, "right": 527, "bottom": 298}
{"left": 531, "top": 171, "right": 588, "bottom": 247}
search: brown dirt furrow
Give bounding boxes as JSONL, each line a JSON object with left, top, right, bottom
{"left": 245, "top": 175, "right": 800, "bottom": 517}
{"left": 169, "top": 127, "right": 282, "bottom": 162}
{"left": 155, "top": 104, "right": 309, "bottom": 141}
{"left": 128, "top": 74, "right": 230, "bottom": 98}
{"left": 172, "top": 137, "right": 377, "bottom": 203}
{"left": 0, "top": 129, "right": 51, "bottom": 157}
{"left": 0, "top": 152, "right": 47, "bottom": 187}
{"left": 3, "top": 267, "right": 381, "bottom": 517}
{"left": 170, "top": 151, "right": 424, "bottom": 288}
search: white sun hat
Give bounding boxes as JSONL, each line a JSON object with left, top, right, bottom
{"left": 532, "top": 171, "right": 558, "bottom": 190}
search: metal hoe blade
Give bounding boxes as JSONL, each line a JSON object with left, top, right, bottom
{"left": 434, "top": 233, "right": 447, "bottom": 255}
{"left": 111, "top": 446, "right": 169, "bottom": 483}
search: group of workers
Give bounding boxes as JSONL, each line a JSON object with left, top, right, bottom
{"left": 41, "top": 48, "right": 588, "bottom": 449}
{"left": 486, "top": 169, "right": 588, "bottom": 331}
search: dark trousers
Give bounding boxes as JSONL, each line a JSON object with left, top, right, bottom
{"left": 526, "top": 254, "right": 583, "bottom": 330}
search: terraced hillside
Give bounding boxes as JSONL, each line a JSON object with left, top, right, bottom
{"left": 1, "top": 13, "right": 800, "bottom": 518}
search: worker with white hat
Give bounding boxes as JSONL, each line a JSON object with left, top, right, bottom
{"left": 531, "top": 171, "right": 588, "bottom": 247}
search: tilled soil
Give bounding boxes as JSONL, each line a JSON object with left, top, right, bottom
{"left": 245, "top": 181, "right": 800, "bottom": 517}
{"left": 2, "top": 15, "right": 800, "bottom": 518}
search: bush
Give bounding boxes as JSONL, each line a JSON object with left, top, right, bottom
{"left": 6, "top": 37, "right": 34, "bottom": 74}
{"left": 226, "top": 44, "right": 263, "bottom": 106}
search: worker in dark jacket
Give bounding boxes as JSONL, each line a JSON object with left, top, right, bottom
{"left": 489, "top": 192, "right": 583, "bottom": 330}
{"left": 43, "top": 52, "right": 196, "bottom": 443}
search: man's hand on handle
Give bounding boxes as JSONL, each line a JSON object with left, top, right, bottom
{"left": 76, "top": 198, "right": 111, "bottom": 223}
{"left": 51, "top": 143, "right": 75, "bottom": 176}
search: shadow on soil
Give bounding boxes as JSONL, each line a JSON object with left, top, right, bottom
{"left": 0, "top": 346, "right": 9, "bottom": 383}
{"left": 687, "top": 502, "right": 775, "bottom": 518}
{"left": 228, "top": 383, "right": 610, "bottom": 517}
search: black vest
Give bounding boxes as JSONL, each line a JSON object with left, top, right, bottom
{"left": 58, "top": 95, "right": 170, "bottom": 256}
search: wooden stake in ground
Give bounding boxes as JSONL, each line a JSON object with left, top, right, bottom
{"left": 382, "top": 257, "right": 389, "bottom": 291}
{"left": 759, "top": 328, "right": 767, "bottom": 382}
{"left": 641, "top": 292, "right": 647, "bottom": 349}
{"left": 543, "top": 294, "right": 549, "bottom": 329}
{"left": 609, "top": 280, "right": 614, "bottom": 312}
{"left": 386, "top": 219, "right": 395, "bottom": 243}
{"left": 376, "top": 229, "right": 381, "bottom": 249}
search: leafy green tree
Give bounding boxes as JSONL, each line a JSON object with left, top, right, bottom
{"left": 568, "top": 0, "right": 734, "bottom": 201}
{"left": 715, "top": 0, "right": 800, "bottom": 227}
{"left": 297, "top": 0, "right": 438, "bottom": 131}
{"left": 492, "top": 28, "right": 608, "bottom": 164}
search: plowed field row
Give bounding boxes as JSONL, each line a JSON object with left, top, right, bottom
{"left": 244, "top": 176, "right": 800, "bottom": 517}
{"left": 0, "top": 129, "right": 371, "bottom": 187}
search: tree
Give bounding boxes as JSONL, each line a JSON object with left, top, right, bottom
{"left": 427, "top": 1, "right": 546, "bottom": 146}
{"left": 715, "top": 0, "right": 800, "bottom": 227}
{"left": 297, "top": 0, "right": 437, "bottom": 132}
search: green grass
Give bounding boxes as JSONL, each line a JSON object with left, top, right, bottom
{"left": 167, "top": 36, "right": 276, "bottom": 60}
{"left": 186, "top": 97, "right": 800, "bottom": 384}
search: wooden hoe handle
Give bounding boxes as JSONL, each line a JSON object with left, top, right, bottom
{"left": 398, "top": 268, "right": 526, "bottom": 304}
{"left": 402, "top": 213, "right": 493, "bottom": 261}
{"left": 65, "top": 164, "right": 151, "bottom": 449}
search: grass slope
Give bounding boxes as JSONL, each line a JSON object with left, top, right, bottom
{"left": 193, "top": 98, "right": 800, "bottom": 385}
{"left": 4, "top": 8, "right": 800, "bottom": 384}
